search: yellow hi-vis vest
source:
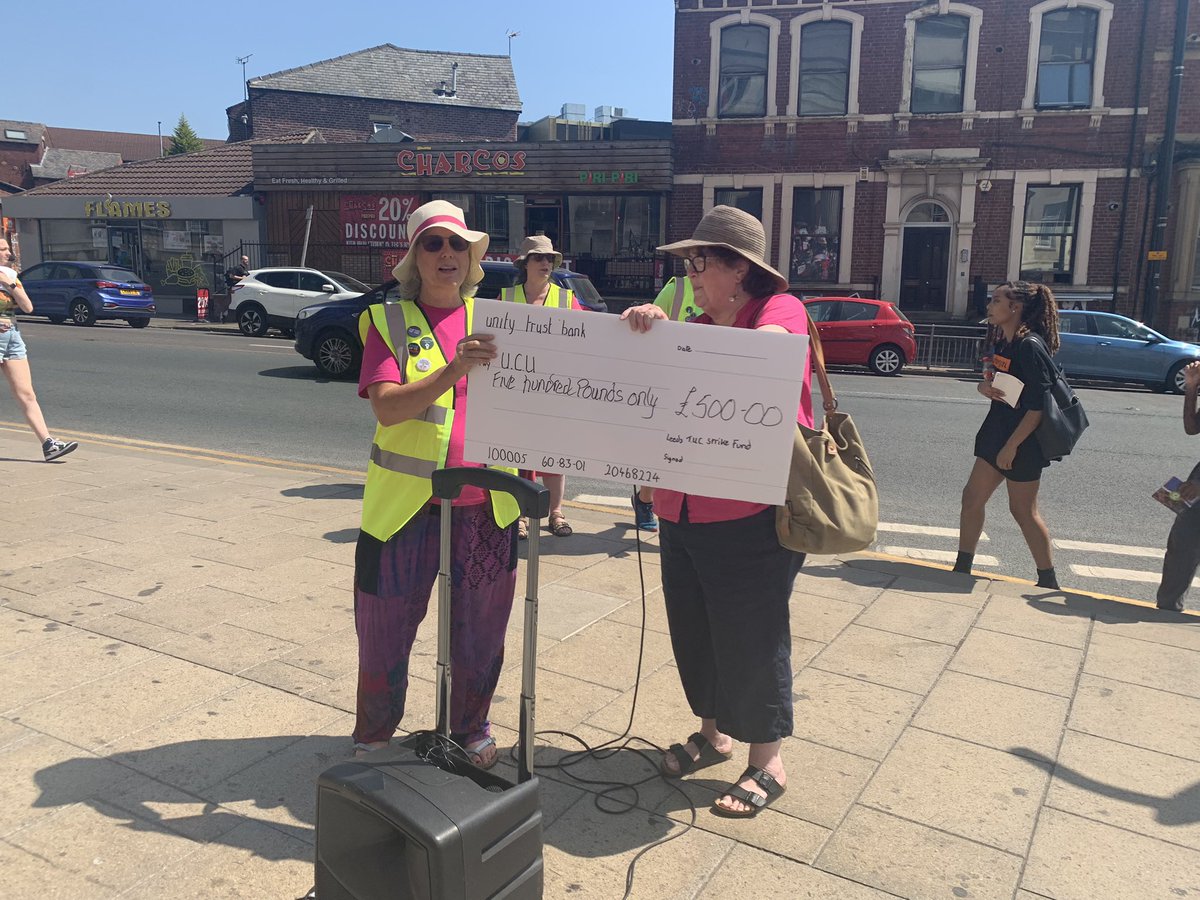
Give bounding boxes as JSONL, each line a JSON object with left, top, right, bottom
{"left": 357, "top": 298, "right": 520, "bottom": 542}
{"left": 500, "top": 283, "right": 576, "bottom": 308}
{"left": 653, "top": 276, "right": 698, "bottom": 322}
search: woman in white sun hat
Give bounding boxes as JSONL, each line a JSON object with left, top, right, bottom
{"left": 501, "top": 234, "right": 584, "bottom": 539}
{"left": 350, "top": 200, "right": 520, "bottom": 770}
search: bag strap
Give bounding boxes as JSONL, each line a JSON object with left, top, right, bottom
{"left": 749, "top": 297, "right": 838, "bottom": 412}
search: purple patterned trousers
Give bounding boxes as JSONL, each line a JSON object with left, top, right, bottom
{"left": 352, "top": 503, "right": 518, "bottom": 746}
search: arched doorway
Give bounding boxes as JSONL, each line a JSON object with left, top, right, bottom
{"left": 899, "top": 201, "right": 952, "bottom": 312}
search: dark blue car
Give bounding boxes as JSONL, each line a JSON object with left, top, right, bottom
{"left": 18, "top": 260, "right": 156, "bottom": 327}
{"left": 294, "top": 261, "right": 607, "bottom": 378}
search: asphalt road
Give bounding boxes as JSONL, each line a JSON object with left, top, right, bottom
{"left": 8, "top": 317, "right": 1192, "bottom": 607}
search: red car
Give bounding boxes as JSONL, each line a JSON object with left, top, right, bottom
{"left": 802, "top": 296, "right": 917, "bottom": 375}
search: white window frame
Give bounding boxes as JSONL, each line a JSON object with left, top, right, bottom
{"left": 780, "top": 174, "right": 857, "bottom": 285}
{"left": 787, "top": 8, "right": 864, "bottom": 118}
{"left": 701, "top": 175, "right": 777, "bottom": 266}
{"left": 899, "top": 2, "right": 984, "bottom": 116}
{"left": 708, "top": 11, "right": 781, "bottom": 120}
{"left": 1021, "top": 0, "right": 1113, "bottom": 113}
{"left": 1007, "top": 170, "right": 1097, "bottom": 285}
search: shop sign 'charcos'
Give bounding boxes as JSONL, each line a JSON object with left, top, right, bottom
{"left": 395, "top": 148, "right": 527, "bottom": 177}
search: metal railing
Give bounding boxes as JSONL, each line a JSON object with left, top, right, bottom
{"left": 913, "top": 323, "right": 988, "bottom": 372}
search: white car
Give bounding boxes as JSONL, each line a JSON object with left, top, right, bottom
{"left": 230, "top": 267, "right": 371, "bottom": 337}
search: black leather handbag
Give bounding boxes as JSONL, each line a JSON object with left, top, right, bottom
{"left": 1029, "top": 336, "right": 1089, "bottom": 460}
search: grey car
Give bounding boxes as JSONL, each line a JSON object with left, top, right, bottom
{"left": 1055, "top": 310, "right": 1200, "bottom": 394}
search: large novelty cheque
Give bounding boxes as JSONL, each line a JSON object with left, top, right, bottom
{"left": 465, "top": 299, "right": 807, "bottom": 505}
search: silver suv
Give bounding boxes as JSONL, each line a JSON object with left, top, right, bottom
{"left": 231, "top": 267, "right": 371, "bottom": 337}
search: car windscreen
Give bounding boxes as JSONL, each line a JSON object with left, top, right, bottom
{"left": 561, "top": 274, "right": 602, "bottom": 304}
{"left": 325, "top": 271, "right": 371, "bottom": 293}
{"left": 96, "top": 267, "right": 142, "bottom": 283}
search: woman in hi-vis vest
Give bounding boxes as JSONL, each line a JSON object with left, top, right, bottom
{"left": 352, "top": 200, "right": 519, "bottom": 769}
{"left": 501, "top": 235, "right": 584, "bottom": 539}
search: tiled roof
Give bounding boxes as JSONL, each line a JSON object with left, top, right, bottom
{"left": 250, "top": 44, "right": 521, "bottom": 112}
{"left": 17, "top": 132, "right": 321, "bottom": 197}
{"left": 30, "top": 149, "right": 123, "bottom": 181}
{"left": 0, "top": 121, "right": 46, "bottom": 146}
{"left": 46, "top": 127, "right": 224, "bottom": 161}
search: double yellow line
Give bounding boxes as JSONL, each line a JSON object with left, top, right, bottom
{"left": 0, "top": 420, "right": 365, "bottom": 477}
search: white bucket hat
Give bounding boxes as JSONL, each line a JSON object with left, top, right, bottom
{"left": 514, "top": 234, "right": 563, "bottom": 269}
{"left": 658, "top": 205, "right": 788, "bottom": 294}
{"left": 391, "top": 200, "right": 489, "bottom": 288}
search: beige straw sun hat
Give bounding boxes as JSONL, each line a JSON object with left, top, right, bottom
{"left": 658, "top": 205, "right": 788, "bottom": 294}
{"left": 391, "top": 200, "right": 490, "bottom": 286}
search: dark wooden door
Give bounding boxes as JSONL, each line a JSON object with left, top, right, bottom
{"left": 899, "top": 227, "right": 951, "bottom": 311}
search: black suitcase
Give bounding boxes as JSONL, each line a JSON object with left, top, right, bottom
{"left": 313, "top": 468, "right": 550, "bottom": 900}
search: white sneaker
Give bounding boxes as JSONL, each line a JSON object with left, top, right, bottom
{"left": 43, "top": 438, "right": 79, "bottom": 461}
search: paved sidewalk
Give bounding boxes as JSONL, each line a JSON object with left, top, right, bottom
{"left": 1, "top": 427, "right": 1198, "bottom": 899}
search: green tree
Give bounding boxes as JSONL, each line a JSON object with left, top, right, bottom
{"left": 167, "top": 115, "right": 204, "bottom": 155}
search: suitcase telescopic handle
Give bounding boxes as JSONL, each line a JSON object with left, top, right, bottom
{"left": 432, "top": 467, "right": 551, "bottom": 520}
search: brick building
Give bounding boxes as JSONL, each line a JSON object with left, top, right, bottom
{"left": 226, "top": 44, "right": 521, "bottom": 144}
{"left": 670, "top": 0, "right": 1200, "bottom": 332}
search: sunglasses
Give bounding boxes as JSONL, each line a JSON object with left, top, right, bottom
{"left": 419, "top": 234, "right": 470, "bottom": 253}
{"left": 526, "top": 253, "right": 557, "bottom": 264}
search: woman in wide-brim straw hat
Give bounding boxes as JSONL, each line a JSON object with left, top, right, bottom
{"left": 620, "top": 205, "right": 820, "bottom": 819}
{"left": 502, "top": 234, "right": 585, "bottom": 540}
{"left": 350, "top": 199, "right": 517, "bottom": 770}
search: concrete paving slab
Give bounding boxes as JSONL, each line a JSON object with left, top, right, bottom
{"left": 118, "top": 584, "right": 270, "bottom": 634}
{"left": 0, "top": 837, "right": 122, "bottom": 899}
{"left": 2, "top": 584, "right": 143, "bottom": 626}
{"left": 853, "top": 590, "right": 979, "bottom": 645}
{"left": 241, "top": 659, "right": 334, "bottom": 696}
{"left": 493, "top": 666, "right": 622, "bottom": 738}
{"left": 161, "top": 623, "right": 302, "bottom": 674}
{"left": 817, "top": 805, "right": 1024, "bottom": 900}
{"left": 274, "top": 626, "right": 359, "bottom": 680}
{"left": 1069, "top": 675, "right": 1200, "bottom": 763}
{"left": 794, "top": 562, "right": 892, "bottom": 605}
{"left": 811, "top": 624, "right": 955, "bottom": 694}
{"left": 858, "top": 728, "right": 1049, "bottom": 854}
{"left": 914, "top": 670, "right": 1071, "bottom": 759}
{"left": 974, "top": 591, "right": 1093, "bottom": 649}
{"left": 1022, "top": 807, "right": 1200, "bottom": 900}
{"left": 76, "top": 557, "right": 255, "bottom": 603}
{"left": 207, "top": 556, "right": 353, "bottom": 604}
{"left": 790, "top": 591, "right": 863, "bottom": 643}
{"left": 948, "top": 628, "right": 1084, "bottom": 697}
{"left": 1091, "top": 611, "right": 1200, "bottom": 652}
{"left": 0, "top": 555, "right": 129, "bottom": 597}
{"left": 0, "top": 605, "right": 76, "bottom": 656}
{"left": 1084, "top": 631, "right": 1200, "bottom": 700}
{"left": 697, "top": 843, "right": 894, "bottom": 899}
{"left": 776, "top": 737, "right": 879, "bottom": 830}
{"left": 7, "top": 532, "right": 123, "bottom": 570}
{"left": 792, "top": 668, "right": 923, "bottom": 760}
{"left": 231, "top": 585, "right": 353, "bottom": 643}
{"left": 1046, "top": 729, "right": 1200, "bottom": 852}
{"left": 583, "top": 664, "right": 691, "bottom": 744}
{"left": 556, "top": 554, "right": 665, "bottom": 603}
{"left": 532, "top": 582, "right": 630, "bottom": 641}
{"left": 538, "top": 617, "right": 676, "bottom": 692}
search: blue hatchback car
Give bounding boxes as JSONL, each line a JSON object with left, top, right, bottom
{"left": 294, "top": 261, "right": 607, "bottom": 378}
{"left": 1056, "top": 309, "right": 1200, "bottom": 394}
{"left": 17, "top": 260, "right": 156, "bottom": 327}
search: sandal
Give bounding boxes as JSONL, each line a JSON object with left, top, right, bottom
{"left": 548, "top": 512, "right": 573, "bottom": 537}
{"left": 517, "top": 517, "right": 528, "bottom": 541}
{"left": 711, "top": 766, "right": 787, "bottom": 819}
{"left": 464, "top": 735, "right": 498, "bottom": 770}
{"left": 660, "top": 731, "right": 733, "bottom": 778}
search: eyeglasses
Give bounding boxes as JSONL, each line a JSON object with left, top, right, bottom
{"left": 419, "top": 234, "right": 470, "bottom": 253}
{"left": 683, "top": 254, "right": 708, "bottom": 274}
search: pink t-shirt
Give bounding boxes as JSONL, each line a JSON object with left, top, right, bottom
{"left": 653, "top": 293, "right": 814, "bottom": 525}
{"left": 358, "top": 303, "right": 486, "bottom": 507}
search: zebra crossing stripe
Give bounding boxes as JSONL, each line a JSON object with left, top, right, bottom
{"left": 1054, "top": 539, "right": 1162, "bottom": 558}
{"left": 877, "top": 546, "right": 999, "bottom": 566}
{"left": 1069, "top": 563, "right": 1196, "bottom": 586}
{"left": 878, "top": 522, "right": 988, "bottom": 540}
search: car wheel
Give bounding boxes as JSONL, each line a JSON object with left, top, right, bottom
{"left": 314, "top": 329, "right": 362, "bottom": 379}
{"left": 70, "top": 299, "right": 96, "bottom": 326}
{"left": 238, "top": 304, "right": 269, "bottom": 337}
{"left": 1167, "top": 361, "right": 1190, "bottom": 394}
{"left": 868, "top": 343, "right": 905, "bottom": 376}
{"left": 127, "top": 318, "right": 150, "bottom": 329}
{"left": 47, "top": 315, "right": 66, "bottom": 325}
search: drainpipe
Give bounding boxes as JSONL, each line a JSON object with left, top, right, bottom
{"left": 450, "top": 62, "right": 459, "bottom": 97}
{"left": 1110, "top": 3, "right": 1152, "bottom": 313}
{"left": 1143, "top": 0, "right": 1191, "bottom": 326}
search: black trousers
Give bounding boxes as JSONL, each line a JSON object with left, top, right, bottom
{"left": 1158, "top": 462, "right": 1200, "bottom": 610}
{"left": 658, "top": 507, "right": 804, "bottom": 744}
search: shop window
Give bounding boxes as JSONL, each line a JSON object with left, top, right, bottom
{"left": 616, "top": 196, "right": 661, "bottom": 255}
{"left": 1036, "top": 8, "right": 1098, "bottom": 108}
{"left": 568, "top": 197, "right": 617, "bottom": 257}
{"left": 714, "top": 188, "right": 764, "bottom": 222}
{"left": 40, "top": 220, "right": 107, "bottom": 263}
{"left": 1020, "top": 185, "right": 1080, "bottom": 284}
{"left": 430, "top": 193, "right": 510, "bottom": 249}
{"left": 790, "top": 188, "right": 842, "bottom": 283}
{"left": 718, "top": 24, "right": 770, "bottom": 118}
{"left": 911, "top": 15, "right": 970, "bottom": 114}
{"left": 799, "top": 21, "right": 852, "bottom": 116}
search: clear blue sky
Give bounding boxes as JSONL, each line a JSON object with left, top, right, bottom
{"left": 10, "top": 0, "right": 676, "bottom": 140}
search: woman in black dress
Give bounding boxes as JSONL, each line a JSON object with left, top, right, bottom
{"left": 954, "top": 281, "right": 1061, "bottom": 588}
